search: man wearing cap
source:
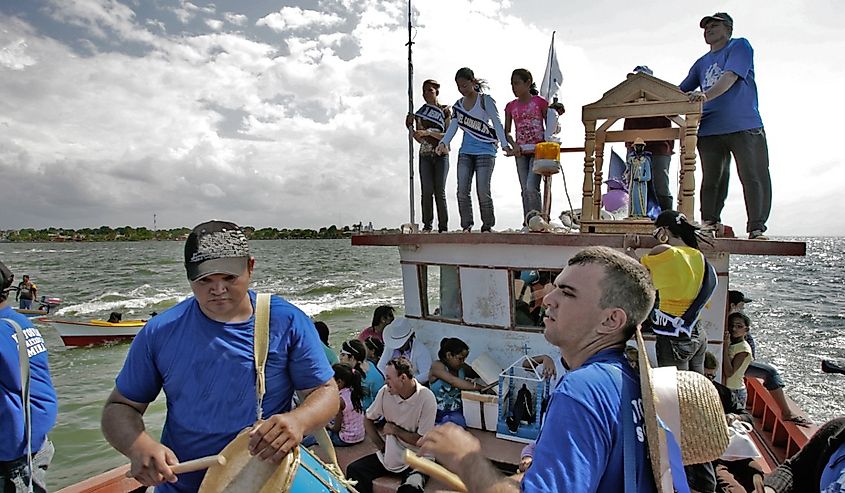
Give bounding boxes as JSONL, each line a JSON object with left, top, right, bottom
{"left": 680, "top": 12, "right": 772, "bottom": 240}
{"left": 101, "top": 221, "right": 339, "bottom": 492}
{"left": 0, "top": 261, "right": 57, "bottom": 493}
{"left": 624, "top": 66, "right": 675, "bottom": 212}
{"left": 420, "top": 246, "right": 662, "bottom": 492}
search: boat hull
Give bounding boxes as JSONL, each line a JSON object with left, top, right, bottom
{"left": 41, "top": 319, "right": 145, "bottom": 346}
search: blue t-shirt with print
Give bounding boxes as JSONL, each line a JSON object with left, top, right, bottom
{"left": 0, "top": 306, "right": 58, "bottom": 461}
{"left": 679, "top": 38, "right": 764, "bottom": 136}
{"left": 521, "top": 349, "right": 656, "bottom": 493}
{"left": 115, "top": 291, "right": 334, "bottom": 493}
{"left": 821, "top": 441, "right": 845, "bottom": 492}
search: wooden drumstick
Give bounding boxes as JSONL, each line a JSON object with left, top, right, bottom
{"left": 171, "top": 455, "right": 227, "bottom": 474}
{"left": 126, "top": 454, "right": 227, "bottom": 477}
{"left": 403, "top": 450, "right": 467, "bottom": 492}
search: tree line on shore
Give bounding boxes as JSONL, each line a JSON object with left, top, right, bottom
{"left": 2, "top": 224, "right": 382, "bottom": 242}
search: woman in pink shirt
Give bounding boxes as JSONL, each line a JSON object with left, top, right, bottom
{"left": 504, "top": 69, "right": 550, "bottom": 226}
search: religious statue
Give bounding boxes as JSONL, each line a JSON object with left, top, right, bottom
{"left": 626, "top": 137, "right": 652, "bottom": 218}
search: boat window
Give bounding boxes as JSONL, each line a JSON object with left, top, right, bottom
{"left": 420, "top": 264, "right": 461, "bottom": 320}
{"left": 512, "top": 269, "right": 558, "bottom": 329}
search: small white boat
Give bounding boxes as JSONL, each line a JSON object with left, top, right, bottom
{"left": 40, "top": 318, "right": 146, "bottom": 346}
{"left": 14, "top": 297, "right": 63, "bottom": 318}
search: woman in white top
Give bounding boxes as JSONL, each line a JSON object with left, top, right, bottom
{"left": 437, "top": 67, "right": 512, "bottom": 232}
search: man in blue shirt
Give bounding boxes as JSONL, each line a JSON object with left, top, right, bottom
{"left": 0, "top": 261, "right": 57, "bottom": 493}
{"left": 101, "top": 221, "right": 339, "bottom": 492}
{"left": 419, "top": 246, "right": 659, "bottom": 492}
{"left": 680, "top": 13, "right": 772, "bottom": 240}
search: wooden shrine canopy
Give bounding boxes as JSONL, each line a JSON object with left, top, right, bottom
{"left": 580, "top": 72, "right": 702, "bottom": 233}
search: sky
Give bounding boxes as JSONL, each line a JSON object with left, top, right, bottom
{"left": 0, "top": 0, "right": 842, "bottom": 235}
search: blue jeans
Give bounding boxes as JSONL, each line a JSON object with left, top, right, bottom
{"left": 419, "top": 153, "right": 449, "bottom": 231}
{"left": 745, "top": 361, "right": 784, "bottom": 390}
{"left": 457, "top": 153, "right": 495, "bottom": 231}
{"left": 731, "top": 387, "right": 748, "bottom": 409}
{"left": 655, "top": 323, "right": 707, "bottom": 374}
{"left": 515, "top": 155, "right": 542, "bottom": 223}
{"left": 435, "top": 409, "right": 467, "bottom": 427}
{"left": 18, "top": 299, "right": 32, "bottom": 310}
{"left": 697, "top": 128, "right": 771, "bottom": 232}
{"left": 0, "top": 440, "right": 53, "bottom": 493}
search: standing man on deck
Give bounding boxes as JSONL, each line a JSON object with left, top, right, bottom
{"left": 419, "top": 246, "right": 659, "bottom": 492}
{"left": 1, "top": 261, "right": 57, "bottom": 493}
{"left": 101, "top": 221, "right": 339, "bottom": 492}
{"left": 680, "top": 13, "right": 772, "bottom": 240}
{"left": 15, "top": 275, "right": 37, "bottom": 310}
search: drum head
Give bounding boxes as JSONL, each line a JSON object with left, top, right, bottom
{"left": 199, "top": 429, "right": 299, "bottom": 493}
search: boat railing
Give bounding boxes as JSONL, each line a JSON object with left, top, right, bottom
{"left": 55, "top": 464, "right": 143, "bottom": 493}
{"left": 745, "top": 376, "right": 815, "bottom": 466}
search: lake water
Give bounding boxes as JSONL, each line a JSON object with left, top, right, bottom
{"left": 1, "top": 238, "right": 843, "bottom": 489}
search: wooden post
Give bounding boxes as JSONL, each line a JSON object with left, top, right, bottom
{"left": 581, "top": 119, "right": 597, "bottom": 221}
{"left": 593, "top": 129, "right": 606, "bottom": 218}
{"left": 679, "top": 113, "right": 700, "bottom": 218}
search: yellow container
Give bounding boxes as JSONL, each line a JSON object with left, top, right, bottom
{"left": 535, "top": 142, "right": 560, "bottom": 161}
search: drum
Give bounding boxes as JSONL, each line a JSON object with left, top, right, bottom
{"left": 199, "top": 430, "right": 357, "bottom": 493}
{"left": 290, "top": 446, "right": 356, "bottom": 492}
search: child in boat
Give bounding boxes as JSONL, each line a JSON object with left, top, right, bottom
{"left": 428, "top": 337, "right": 484, "bottom": 426}
{"left": 724, "top": 312, "right": 754, "bottom": 408}
{"left": 339, "top": 339, "right": 385, "bottom": 411}
{"left": 303, "top": 363, "right": 366, "bottom": 447}
{"left": 504, "top": 68, "right": 551, "bottom": 226}
{"left": 437, "top": 67, "right": 512, "bottom": 232}
{"left": 364, "top": 335, "right": 384, "bottom": 366}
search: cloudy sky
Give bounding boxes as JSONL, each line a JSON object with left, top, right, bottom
{"left": 0, "top": 0, "right": 841, "bottom": 234}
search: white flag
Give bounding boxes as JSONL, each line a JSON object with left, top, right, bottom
{"left": 540, "top": 33, "right": 562, "bottom": 101}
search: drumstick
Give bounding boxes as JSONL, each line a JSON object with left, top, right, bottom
{"left": 170, "top": 455, "right": 227, "bottom": 474}
{"left": 403, "top": 450, "right": 467, "bottom": 492}
{"left": 125, "top": 455, "right": 227, "bottom": 478}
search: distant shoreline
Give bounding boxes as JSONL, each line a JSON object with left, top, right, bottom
{"left": 1, "top": 224, "right": 392, "bottom": 242}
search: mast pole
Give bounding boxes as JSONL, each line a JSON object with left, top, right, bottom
{"left": 406, "top": 0, "right": 415, "bottom": 227}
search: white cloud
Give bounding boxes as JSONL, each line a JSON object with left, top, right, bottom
{"left": 257, "top": 7, "right": 344, "bottom": 32}
{"left": 224, "top": 12, "right": 248, "bottom": 26}
{"left": 205, "top": 18, "right": 224, "bottom": 31}
{"left": 0, "top": 39, "right": 36, "bottom": 70}
{"left": 0, "top": 0, "right": 843, "bottom": 235}
{"left": 44, "top": 0, "right": 157, "bottom": 46}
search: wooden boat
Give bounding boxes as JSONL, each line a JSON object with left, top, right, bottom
{"left": 58, "top": 52, "right": 821, "bottom": 493}
{"left": 40, "top": 318, "right": 146, "bottom": 346}
{"left": 14, "top": 297, "right": 63, "bottom": 318}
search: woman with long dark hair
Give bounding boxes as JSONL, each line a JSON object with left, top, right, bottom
{"left": 640, "top": 210, "right": 715, "bottom": 373}
{"left": 436, "top": 67, "right": 512, "bottom": 232}
{"left": 407, "top": 79, "right": 451, "bottom": 232}
{"left": 428, "top": 337, "right": 483, "bottom": 426}
{"left": 504, "top": 68, "right": 551, "bottom": 225}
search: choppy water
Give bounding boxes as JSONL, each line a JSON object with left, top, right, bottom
{"left": 1, "top": 238, "right": 843, "bottom": 489}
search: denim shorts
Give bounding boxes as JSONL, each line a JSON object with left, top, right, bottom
{"left": 0, "top": 440, "right": 54, "bottom": 493}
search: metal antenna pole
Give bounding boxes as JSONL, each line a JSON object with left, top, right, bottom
{"left": 406, "top": 0, "right": 415, "bottom": 227}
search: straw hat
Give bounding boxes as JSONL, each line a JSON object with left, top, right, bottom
{"left": 199, "top": 429, "right": 299, "bottom": 493}
{"left": 636, "top": 329, "right": 729, "bottom": 492}
{"left": 383, "top": 318, "right": 416, "bottom": 351}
